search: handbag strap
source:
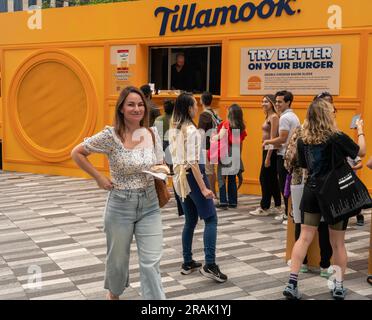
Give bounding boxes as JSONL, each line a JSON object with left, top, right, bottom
{"left": 147, "top": 127, "right": 156, "bottom": 148}
{"left": 204, "top": 109, "right": 221, "bottom": 128}
{"left": 331, "top": 136, "right": 336, "bottom": 170}
{"left": 330, "top": 134, "right": 345, "bottom": 170}
{"left": 146, "top": 128, "right": 157, "bottom": 187}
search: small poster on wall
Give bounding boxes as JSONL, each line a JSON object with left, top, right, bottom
{"left": 240, "top": 44, "right": 341, "bottom": 96}
{"left": 110, "top": 45, "right": 136, "bottom": 95}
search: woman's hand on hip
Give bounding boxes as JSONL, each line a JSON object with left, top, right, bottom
{"left": 96, "top": 175, "right": 114, "bottom": 190}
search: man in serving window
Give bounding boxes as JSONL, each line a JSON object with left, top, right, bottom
{"left": 171, "top": 52, "right": 193, "bottom": 92}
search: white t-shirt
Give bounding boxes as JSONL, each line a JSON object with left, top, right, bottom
{"left": 278, "top": 109, "right": 300, "bottom": 156}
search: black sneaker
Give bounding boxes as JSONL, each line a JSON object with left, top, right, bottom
{"left": 216, "top": 203, "right": 228, "bottom": 210}
{"left": 283, "top": 283, "right": 302, "bottom": 300}
{"left": 356, "top": 214, "right": 364, "bottom": 226}
{"left": 228, "top": 204, "right": 237, "bottom": 208}
{"left": 180, "top": 260, "right": 202, "bottom": 275}
{"left": 331, "top": 286, "right": 347, "bottom": 300}
{"left": 200, "top": 264, "right": 228, "bottom": 283}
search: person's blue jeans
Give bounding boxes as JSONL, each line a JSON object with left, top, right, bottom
{"left": 219, "top": 174, "right": 238, "bottom": 206}
{"left": 103, "top": 185, "right": 165, "bottom": 299}
{"left": 180, "top": 195, "right": 217, "bottom": 265}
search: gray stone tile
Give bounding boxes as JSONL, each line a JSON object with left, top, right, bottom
{"left": 0, "top": 171, "right": 370, "bottom": 301}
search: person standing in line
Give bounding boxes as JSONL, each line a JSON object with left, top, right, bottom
{"left": 169, "top": 92, "right": 228, "bottom": 282}
{"left": 347, "top": 156, "right": 365, "bottom": 226}
{"left": 366, "top": 157, "right": 372, "bottom": 286}
{"left": 140, "top": 84, "right": 161, "bottom": 127}
{"left": 317, "top": 92, "right": 365, "bottom": 227}
{"left": 71, "top": 86, "right": 166, "bottom": 300}
{"left": 211, "top": 104, "right": 247, "bottom": 209}
{"left": 284, "top": 126, "right": 333, "bottom": 278}
{"left": 283, "top": 98, "right": 366, "bottom": 300}
{"left": 250, "top": 95, "right": 282, "bottom": 216}
{"left": 263, "top": 90, "right": 300, "bottom": 225}
{"left": 197, "top": 92, "right": 221, "bottom": 197}
{"left": 154, "top": 99, "right": 175, "bottom": 170}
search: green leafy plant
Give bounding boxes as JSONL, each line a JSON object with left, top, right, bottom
{"left": 41, "top": 0, "right": 137, "bottom": 9}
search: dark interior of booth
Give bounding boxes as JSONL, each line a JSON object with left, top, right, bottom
{"left": 150, "top": 45, "right": 221, "bottom": 95}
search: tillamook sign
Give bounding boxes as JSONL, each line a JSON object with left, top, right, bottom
{"left": 240, "top": 44, "right": 341, "bottom": 95}
{"left": 155, "top": 0, "right": 300, "bottom": 36}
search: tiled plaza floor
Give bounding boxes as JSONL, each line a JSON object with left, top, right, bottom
{"left": 0, "top": 171, "right": 371, "bottom": 300}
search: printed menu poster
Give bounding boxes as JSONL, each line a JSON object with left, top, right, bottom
{"left": 110, "top": 45, "right": 136, "bottom": 95}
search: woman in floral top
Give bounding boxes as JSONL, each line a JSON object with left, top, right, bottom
{"left": 71, "top": 86, "right": 165, "bottom": 300}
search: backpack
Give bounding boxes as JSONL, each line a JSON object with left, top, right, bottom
{"left": 204, "top": 109, "right": 222, "bottom": 129}
{"left": 207, "top": 121, "right": 229, "bottom": 164}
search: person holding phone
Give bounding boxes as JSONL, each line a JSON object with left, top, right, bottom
{"left": 318, "top": 92, "right": 366, "bottom": 226}
{"left": 350, "top": 114, "right": 362, "bottom": 129}
{"left": 317, "top": 92, "right": 364, "bottom": 226}
{"left": 283, "top": 98, "right": 366, "bottom": 300}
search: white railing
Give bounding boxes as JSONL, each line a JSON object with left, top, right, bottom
{"left": 2, "top": 0, "right": 71, "bottom": 12}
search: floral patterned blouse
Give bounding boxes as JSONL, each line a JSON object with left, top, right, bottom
{"left": 82, "top": 126, "right": 163, "bottom": 190}
{"left": 284, "top": 126, "right": 307, "bottom": 185}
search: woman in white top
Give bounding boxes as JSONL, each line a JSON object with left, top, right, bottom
{"left": 71, "top": 86, "right": 165, "bottom": 300}
{"left": 169, "top": 92, "right": 227, "bottom": 283}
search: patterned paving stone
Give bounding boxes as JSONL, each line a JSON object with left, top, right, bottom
{"left": 0, "top": 171, "right": 371, "bottom": 300}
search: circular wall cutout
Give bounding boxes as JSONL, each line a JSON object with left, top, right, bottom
{"left": 8, "top": 50, "right": 98, "bottom": 162}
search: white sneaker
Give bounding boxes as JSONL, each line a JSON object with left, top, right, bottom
{"left": 282, "top": 219, "right": 288, "bottom": 225}
{"left": 269, "top": 206, "right": 283, "bottom": 215}
{"left": 249, "top": 207, "right": 270, "bottom": 216}
{"left": 275, "top": 213, "right": 287, "bottom": 221}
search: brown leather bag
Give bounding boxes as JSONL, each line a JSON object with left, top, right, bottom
{"left": 148, "top": 129, "right": 171, "bottom": 208}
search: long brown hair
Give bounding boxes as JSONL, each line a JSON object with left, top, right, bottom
{"left": 113, "top": 86, "right": 149, "bottom": 139}
{"left": 302, "top": 98, "right": 339, "bottom": 144}
{"left": 171, "top": 92, "right": 196, "bottom": 130}
{"left": 228, "top": 104, "right": 246, "bottom": 131}
{"left": 263, "top": 94, "right": 277, "bottom": 119}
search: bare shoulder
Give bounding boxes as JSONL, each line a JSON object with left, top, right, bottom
{"left": 269, "top": 113, "right": 279, "bottom": 122}
{"left": 367, "top": 156, "right": 372, "bottom": 169}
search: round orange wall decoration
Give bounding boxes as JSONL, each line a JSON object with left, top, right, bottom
{"left": 8, "top": 50, "right": 98, "bottom": 162}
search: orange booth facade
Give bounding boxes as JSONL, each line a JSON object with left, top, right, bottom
{"left": 1, "top": 0, "right": 372, "bottom": 270}
{"left": 0, "top": 0, "right": 371, "bottom": 196}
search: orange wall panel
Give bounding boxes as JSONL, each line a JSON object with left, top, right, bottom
{"left": 0, "top": 1, "right": 371, "bottom": 45}
{"left": 0, "top": 0, "right": 371, "bottom": 191}
{"left": 360, "top": 35, "right": 372, "bottom": 192}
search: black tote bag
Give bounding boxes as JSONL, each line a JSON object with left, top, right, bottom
{"left": 317, "top": 140, "right": 372, "bottom": 224}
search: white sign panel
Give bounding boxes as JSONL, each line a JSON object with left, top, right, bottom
{"left": 240, "top": 44, "right": 341, "bottom": 95}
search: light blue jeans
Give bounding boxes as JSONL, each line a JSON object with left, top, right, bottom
{"left": 103, "top": 185, "right": 165, "bottom": 300}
